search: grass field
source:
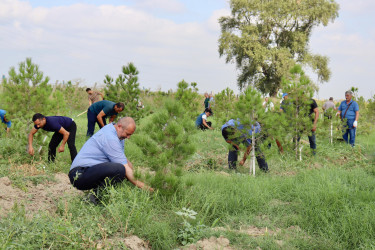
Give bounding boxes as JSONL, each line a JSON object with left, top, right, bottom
{"left": 1, "top": 112, "right": 375, "bottom": 249}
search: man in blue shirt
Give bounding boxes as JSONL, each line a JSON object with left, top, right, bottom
{"left": 28, "top": 113, "right": 77, "bottom": 162}
{"left": 221, "top": 119, "right": 268, "bottom": 172}
{"left": 87, "top": 100, "right": 125, "bottom": 137}
{"left": 69, "top": 117, "right": 153, "bottom": 203}
{"left": 0, "top": 109, "right": 11, "bottom": 135}
{"left": 195, "top": 108, "right": 213, "bottom": 130}
{"left": 338, "top": 90, "right": 359, "bottom": 146}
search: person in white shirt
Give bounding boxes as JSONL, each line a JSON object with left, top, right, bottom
{"left": 262, "top": 97, "right": 274, "bottom": 112}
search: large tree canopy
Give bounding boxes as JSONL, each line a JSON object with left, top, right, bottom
{"left": 219, "top": 0, "right": 339, "bottom": 95}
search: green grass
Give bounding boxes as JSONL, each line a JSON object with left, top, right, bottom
{"left": 1, "top": 113, "right": 375, "bottom": 249}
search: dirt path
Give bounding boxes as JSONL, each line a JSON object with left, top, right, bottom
{"left": 0, "top": 173, "right": 82, "bottom": 217}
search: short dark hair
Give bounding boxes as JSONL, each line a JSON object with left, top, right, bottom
{"left": 86, "top": 88, "right": 91, "bottom": 92}
{"left": 329, "top": 97, "right": 333, "bottom": 101}
{"left": 205, "top": 108, "right": 213, "bottom": 114}
{"left": 115, "top": 102, "right": 125, "bottom": 110}
{"left": 32, "top": 113, "right": 45, "bottom": 122}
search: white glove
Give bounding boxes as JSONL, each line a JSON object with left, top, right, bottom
{"left": 353, "top": 121, "right": 357, "bottom": 127}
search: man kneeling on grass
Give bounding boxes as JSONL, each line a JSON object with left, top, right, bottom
{"left": 69, "top": 117, "right": 153, "bottom": 204}
{"left": 222, "top": 119, "right": 268, "bottom": 172}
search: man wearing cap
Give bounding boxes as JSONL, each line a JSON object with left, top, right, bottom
{"left": 337, "top": 91, "right": 359, "bottom": 146}
{"left": 322, "top": 97, "right": 336, "bottom": 119}
{"left": 221, "top": 119, "right": 268, "bottom": 171}
{"left": 86, "top": 100, "right": 125, "bottom": 137}
{"left": 28, "top": 113, "right": 77, "bottom": 162}
{"left": 195, "top": 108, "right": 213, "bottom": 130}
{"left": 0, "top": 109, "right": 11, "bottom": 135}
{"left": 69, "top": 117, "right": 153, "bottom": 204}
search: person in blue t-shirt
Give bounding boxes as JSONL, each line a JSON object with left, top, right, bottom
{"left": 195, "top": 108, "right": 213, "bottom": 130}
{"left": 338, "top": 90, "right": 359, "bottom": 146}
{"left": 0, "top": 109, "right": 11, "bottom": 135}
{"left": 28, "top": 113, "right": 77, "bottom": 162}
{"left": 87, "top": 100, "right": 125, "bottom": 137}
{"left": 69, "top": 117, "right": 153, "bottom": 204}
{"left": 221, "top": 119, "right": 268, "bottom": 172}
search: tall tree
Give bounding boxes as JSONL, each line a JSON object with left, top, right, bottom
{"left": 219, "top": 0, "right": 339, "bottom": 95}
{"left": 104, "top": 62, "right": 143, "bottom": 120}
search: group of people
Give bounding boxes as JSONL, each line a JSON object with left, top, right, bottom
{"left": 193, "top": 90, "right": 360, "bottom": 173}
{"left": 0, "top": 88, "right": 361, "bottom": 202}
{"left": 25, "top": 88, "right": 153, "bottom": 203}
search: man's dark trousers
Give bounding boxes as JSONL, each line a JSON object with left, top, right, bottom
{"left": 48, "top": 121, "right": 77, "bottom": 162}
{"left": 86, "top": 109, "right": 107, "bottom": 137}
{"left": 68, "top": 162, "right": 126, "bottom": 190}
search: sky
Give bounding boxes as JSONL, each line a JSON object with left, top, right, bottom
{"left": 0, "top": 0, "right": 374, "bottom": 100}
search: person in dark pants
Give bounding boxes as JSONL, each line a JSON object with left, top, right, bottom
{"left": 28, "top": 113, "right": 77, "bottom": 162}
{"left": 86, "top": 100, "right": 124, "bottom": 137}
{"left": 221, "top": 119, "right": 268, "bottom": 172}
{"left": 195, "top": 108, "right": 213, "bottom": 130}
{"left": 69, "top": 117, "right": 153, "bottom": 204}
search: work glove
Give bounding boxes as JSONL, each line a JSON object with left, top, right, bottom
{"left": 353, "top": 121, "right": 357, "bottom": 127}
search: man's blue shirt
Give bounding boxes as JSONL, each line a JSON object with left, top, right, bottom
{"left": 338, "top": 100, "right": 359, "bottom": 120}
{"left": 89, "top": 100, "right": 117, "bottom": 118}
{"left": 0, "top": 109, "right": 11, "bottom": 128}
{"left": 70, "top": 123, "right": 127, "bottom": 170}
{"left": 221, "top": 119, "right": 261, "bottom": 136}
{"left": 195, "top": 112, "right": 205, "bottom": 126}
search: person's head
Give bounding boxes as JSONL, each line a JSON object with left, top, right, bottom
{"left": 209, "top": 93, "right": 213, "bottom": 98}
{"left": 204, "top": 108, "right": 213, "bottom": 117}
{"left": 114, "top": 102, "right": 125, "bottom": 113}
{"left": 116, "top": 117, "right": 136, "bottom": 140}
{"left": 86, "top": 88, "right": 93, "bottom": 95}
{"left": 345, "top": 91, "right": 353, "bottom": 101}
{"left": 32, "top": 113, "right": 46, "bottom": 128}
{"left": 329, "top": 97, "right": 334, "bottom": 101}
{"left": 282, "top": 93, "right": 288, "bottom": 100}
{"left": 265, "top": 97, "right": 269, "bottom": 102}
{"left": 204, "top": 92, "right": 208, "bottom": 98}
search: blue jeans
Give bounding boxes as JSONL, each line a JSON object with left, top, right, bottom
{"left": 343, "top": 119, "right": 356, "bottom": 146}
{"left": 68, "top": 162, "right": 126, "bottom": 191}
{"left": 86, "top": 109, "right": 106, "bottom": 137}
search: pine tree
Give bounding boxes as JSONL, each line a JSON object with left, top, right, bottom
{"left": 1, "top": 58, "right": 67, "bottom": 155}
{"left": 104, "top": 63, "right": 143, "bottom": 121}
{"left": 214, "top": 87, "right": 237, "bottom": 124}
{"left": 131, "top": 99, "right": 196, "bottom": 195}
{"left": 280, "top": 65, "right": 317, "bottom": 159}
{"left": 175, "top": 80, "right": 200, "bottom": 117}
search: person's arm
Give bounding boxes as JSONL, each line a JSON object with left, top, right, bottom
{"left": 355, "top": 111, "right": 359, "bottom": 121}
{"left": 88, "top": 99, "right": 92, "bottom": 106}
{"left": 57, "top": 127, "right": 70, "bottom": 153}
{"left": 98, "top": 92, "right": 104, "bottom": 100}
{"left": 96, "top": 110, "right": 106, "bottom": 128}
{"left": 240, "top": 144, "right": 252, "bottom": 166}
{"left": 28, "top": 127, "right": 38, "bottom": 155}
{"left": 312, "top": 107, "right": 319, "bottom": 132}
{"left": 124, "top": 164, "right": 154, "bottom": 192}
{"left": 109, "top": 115, "right": 117, "bottom": 123}
{"left": 202, "top": 119, "right": 213, "bottom": 129}
{"left": 225, "top": 140, "right": 240, "bottom": 150}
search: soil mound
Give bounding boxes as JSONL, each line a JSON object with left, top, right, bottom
{"left": 96, "top": 235, "right": 150, "bottom": 249}
{"left": 187, "top": 236, "right": 233, "bottom": 250}
{"left": 0, "top": 173, "right": 82, "bottom": 217}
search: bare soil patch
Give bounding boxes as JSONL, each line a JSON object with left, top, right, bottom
{"left": 187, "top": 236, "right": 233, "bottom": 250}
{"left": 96, "top": 235, "right": 150, "bottom": 250}
{"left": 0, "top": 173, "right": 82, "bottom": 217}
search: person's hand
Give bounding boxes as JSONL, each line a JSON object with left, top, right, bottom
{"left": 353, "top": 121, "right": 358, "bottom": 128}
{"left": 239, "top": 160, "right": 245, "bottom": 166}
{"left": 312, "top": 125, "right": 317, "bottom": 132}
{"left": 58, "top": 145, "right": 65, "bottom": 153}
{"left": 209, "top": 127, "right": 214, "bottom": 130}
{"left": 28, "top": 146, "right": 34, "bottom": 156}
{"left": 336, "top": 112, "right": 340, "bottom": 117}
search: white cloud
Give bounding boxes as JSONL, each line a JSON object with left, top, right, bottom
{"left": 0, "top": 0, "right": 238, "bottom": 94}
{"left": 134, "top": 0, "right": 186, "bottom": 13}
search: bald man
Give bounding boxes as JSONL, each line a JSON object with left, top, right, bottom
{"left": 69, "top": 117, "right": 153, "bottom": 202}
